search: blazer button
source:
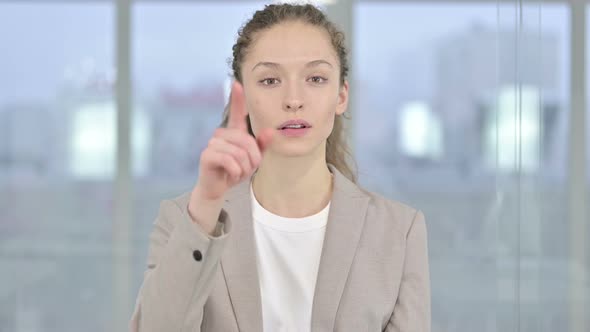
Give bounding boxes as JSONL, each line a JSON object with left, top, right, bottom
{"left": 193, "top": 250, "right": 203, "bottom": 262}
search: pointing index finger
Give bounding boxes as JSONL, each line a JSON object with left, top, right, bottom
{"left": 227, "top": 81, "right": 248, "bottom": 131}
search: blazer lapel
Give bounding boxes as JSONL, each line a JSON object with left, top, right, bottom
{"left": 310, "top": 164, "right": 370, "bottom": 331}
{"left": 220, "top": 179, "right": 263, "bottom": 332}
{"left": 219, "top": 164, "right": 370, "bottom": 332}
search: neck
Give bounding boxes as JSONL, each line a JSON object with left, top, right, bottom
{"left": 252, "top": 149, "right": 333, "bottom": 218}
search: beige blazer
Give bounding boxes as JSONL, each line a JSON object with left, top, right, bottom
{"left": 130, "top": 164, "right": 431, "bottom": 332}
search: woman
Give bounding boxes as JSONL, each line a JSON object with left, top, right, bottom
{"left": 130, "top": 3, "right": 430, "bottom": 332}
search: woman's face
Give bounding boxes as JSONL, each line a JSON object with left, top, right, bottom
{"left": 241, "top": 20, "right": 349, "bottom": 157}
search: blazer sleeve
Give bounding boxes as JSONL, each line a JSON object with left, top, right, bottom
{"left": 384, "top": 210, "right": 431, "bottom": 332}
{"left": 129, "top": 198, "right": 232, "bottom": 332}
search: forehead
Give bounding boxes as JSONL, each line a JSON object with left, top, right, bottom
{"left": 246, "top": 21, "right": 337, "bottom": 65}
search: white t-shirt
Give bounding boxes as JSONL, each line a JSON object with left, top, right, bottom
{"left": 250, "top": 183, "right": 331, "bottom": 332}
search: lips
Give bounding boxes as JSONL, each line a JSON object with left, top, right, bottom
{"left": 277, "top": 119, "right": 312, "bottom": 130}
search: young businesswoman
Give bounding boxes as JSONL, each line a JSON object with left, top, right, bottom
{"left": 131, "top": 3, "right": 430, "bottom": 332}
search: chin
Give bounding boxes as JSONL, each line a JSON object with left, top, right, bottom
{"left": 271, "top": 147, "right": 312, "bottom": 158}
{"left": 269, "top": 140, "right": 320, "bottom": 158}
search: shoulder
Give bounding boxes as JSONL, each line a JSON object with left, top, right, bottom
{"left": 357, "top": 185, "right": 426, "bottom": 236}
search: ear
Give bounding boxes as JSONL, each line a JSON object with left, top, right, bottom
{"left": 335, "top": 80, "right": 349, "bottom": 116}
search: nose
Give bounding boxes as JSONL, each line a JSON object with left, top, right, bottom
{"left": 282, "top": 84, "right": 304, "bottom": 112}
{"left": 284, "top": 100, "right": 303, "bottom": 111}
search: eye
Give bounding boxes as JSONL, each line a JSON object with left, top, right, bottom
{"left": 309, "top": 76, "right": 327, "bottom": 84}
{"left": 259, "top": 78, "right": 280, "bottom": 85}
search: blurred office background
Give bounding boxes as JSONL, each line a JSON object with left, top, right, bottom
{"left": 0, "top": 0, "right": 588, "bottom": 331}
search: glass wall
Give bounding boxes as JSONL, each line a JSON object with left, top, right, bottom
{"left": 0, "top": 3, "right": 115, "bottom": 331}
{"left": 353, "top": 2, "right": 582, "bottom": 331}
{"left": 354, "top": 4, "right": 569, "bottom": 192}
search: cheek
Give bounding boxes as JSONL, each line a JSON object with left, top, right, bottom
{"left": 323, "top": 113, "right": 336, "bottom": 133}
{"left": 322, "top": 95, "right": 341, "bottom": 133}
{"left": 319, "top": 95, "right": 339, "bottom": 117}
{"left": 317, "top": 104, "right": 337, "bottom": 133}
{"left": 247, "top": 97, "right": 271, "bottom": 132}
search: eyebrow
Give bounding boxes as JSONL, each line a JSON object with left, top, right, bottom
{"left": 251, "top": 59, "right": 333, "bottom": 72}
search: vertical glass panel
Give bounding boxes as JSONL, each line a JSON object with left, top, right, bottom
{"left": 354, "top": 3, "right": 570, "bottom": 331}
{"left": 0, "top": 3, "right": 115, "bottom": 331}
